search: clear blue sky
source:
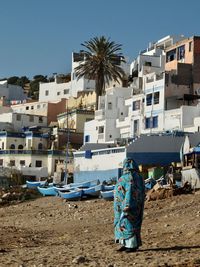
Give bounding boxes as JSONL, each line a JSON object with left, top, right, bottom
{"left": 0, "top": 0, "right": 200, "bottom": 79}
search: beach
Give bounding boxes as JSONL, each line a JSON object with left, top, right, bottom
{"left": 0, "top": 192, "right": 200, "bottom": 267}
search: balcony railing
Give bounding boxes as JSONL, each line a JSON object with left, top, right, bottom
{"left": 0, "top": 149, "right": 66, "bottom": 156}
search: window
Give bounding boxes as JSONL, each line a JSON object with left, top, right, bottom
{"left": 86, "top": 118, "right": 92, "bottom": 122}
{"left": 153, "top": 116, "right": 158, "bottom": 128}
{"left": 144, "top": 61, "right": 152, "bottom": 66}
{"left": 0, "top": 159, "right": 3, "bottom": 166}
{"left": 189, "top": 41, "right": 192, "bottom": 52}
{"left": 64, "top": 89, "right": 69, "bottom": 94}
{"left": 108, "top": 102, "right": 112, "bottom": 110}
{"left": 177, "top": 45, "right": 185, "bottom": 60}
{"left": 166, "top": 49, "right": 176, "bottom": 62}
{"left": 85, "top": 135, "right": 90, "bottom": 143}
{"left": 37, "top": 105, "right": 40, "bottom": 109}
{"left": 10, "top": 144, "right": 15, "bottom": 149}
{"left": 98, "top": 126, "right": 104, "bottom": 133}
{"left": 20, "top": 160, "right": 25, "bottom": 166}
{"left": 39, "top": 117, "right": 43, "bottom": 123}
{"left": 154, "top": 92, "right": 160, "bottom": 104}
{"left": 145, "top": 116, "right": 158, "bottom": 129}
{"left": 26, "top": 106, "right": 29, "bottom": 110}
{"left": 29, "top": 116, "right": 34, "bottom": 122}
{"left": 145, "top": 118, "right": 151, "bottom": 129}
{"left": 31, "top": 106, "right": 34, "bottom": 110}
{"left": 18, "top": 145, "right": 23, "bottom": 149}
{"left": 2, "top": 142, "right": 4, "bottom": 150}
{"left": 57, "top": 92, "right": 60, "bottom": 96}
{"left": 132, "top": 100, "right": 140, "bottom": 111}
{"left": 36, "top": 160, "right": 42, "bottom": 167}
{"left": 38, "top": 143, "right": 43, "bottom": 150}
{"left": 45, "top": 90, "right": 49, "bottom": 96}
{"left": 43, "top": 104, "right": 46, "bottom": 107}
{"left": 10, "top": 160, "right": 15, "bottom": 166}
{"left": 146, "top": 94, "right": 152, "bottom": 106}
{"left": 16, "top": 114, "right": 21, "bottom": 121}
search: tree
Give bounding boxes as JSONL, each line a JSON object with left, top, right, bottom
{"left": 74, "top": 36, "right": 125, "bottom": 110}
{"left": 29, "top": 75, "right": 48, "bottom": 99}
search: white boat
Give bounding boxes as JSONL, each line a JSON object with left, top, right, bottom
{"left": 100, "top": 190, "right": 114, "bottom": 200}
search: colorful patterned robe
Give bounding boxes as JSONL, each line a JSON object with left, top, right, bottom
{"left": 114, "top": 158, "right": 145, "bottom": 247}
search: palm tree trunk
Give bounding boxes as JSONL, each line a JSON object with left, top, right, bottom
{"left": 95, "top": 74, "right": 104, "bottom": 110}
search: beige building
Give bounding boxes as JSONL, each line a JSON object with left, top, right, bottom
{"left": 165, "top": 36, "right": 200, "bottom": 108}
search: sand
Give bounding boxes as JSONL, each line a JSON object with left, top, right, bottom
{"left": 0, "top": 191, "right": 200, "bottom": 267}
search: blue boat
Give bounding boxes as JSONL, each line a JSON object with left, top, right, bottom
{"left": 102, "top": 184, "right": 115, "bottom": 191}
{"left": 58, "top": 189, "right": 83, "bottom": 200}
{"left": 68, "top": 179, "right": 100, "bottom": 189}
{"left": 100, "top": 190, "right": 114, "bottom": 200}
{"left": 54, "top": 179, "right": 100, "bottom": 192}
{"left": 37, "top": 186, "right": 58, "bottom": 196}
{"left": 26, "top": 181, "right": 46, "bottom": 188}
{"left": 82, "top": 184, "right": 103, "bottom": 197}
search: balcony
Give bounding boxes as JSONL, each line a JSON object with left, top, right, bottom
{"left": 116, "top": 117, "right": 130, "bottom": 128}
{"left": 95, "top": 110, "right": 105, "bottom": 120}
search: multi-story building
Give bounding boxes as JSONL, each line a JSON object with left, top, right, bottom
{"left": 85, "top": 35, "right": 200, "bottom": 144}
{"left": 0, "top": 131, "right": 68, "bottom": 179}
{"left": 0, "top": 112, "right": 47, "bottom": 131}
{"left": 84, "top": 86, "right": 132, "bottom": 144}
{"left": 11, "top": 98, "right": 67, "bottom": 125}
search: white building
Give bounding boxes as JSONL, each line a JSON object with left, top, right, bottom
{"left": 0, "top": 80, "right": 27, "bottom": 103}
{"left": 84, "top": 86, "right": 132, "bottom": 144}
{"left": 0, "top": 131, "right": 68, "bottom": 178}
{"left": 11, "top": 99, "right": 67, "bottom": 125}
{"left": 39, "top": 75, "right": 71, "bottom": 102}
{"left": 0, "top": 112, "right": 47, "bottom": 131}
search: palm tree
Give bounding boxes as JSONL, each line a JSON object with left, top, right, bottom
{"left": 74, "top": 36, "right": 125, "bottom": 110}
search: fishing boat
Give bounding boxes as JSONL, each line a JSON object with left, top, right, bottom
{"left": 68, "top": 179, "right": 100, "bottom": 189}
{"left": 102, "top": 184, "right": 115, "bottom": 191}
{"left": 82, "top": 184, "right": 103, "bottom": 197}
{"left": 58, "top": 189, "right": 83, "bottom": 200}
{"left": 100, "top": 190, "right": 114, "bottom": 200}
{"left": 54, "top": 179, "right": 100, "bottom": 192}
{"left": 37, "top": 186, "right": 58, "bottom": 196}
{"left": 26, "top": 180, "right": 46, "bottom": 188}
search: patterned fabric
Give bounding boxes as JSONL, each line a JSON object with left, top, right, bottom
{"left": 114, "top": 158, "right": 145, "bottom": 248}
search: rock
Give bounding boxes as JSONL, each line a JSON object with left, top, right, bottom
{"left": 72, "top": 255, "right": 86, "bottom": 264}
{"left": 164, "top": 224, "right": 170, "bottom": 227}
{"left": 2, "top": 193, "right": 11, "bottom": 199}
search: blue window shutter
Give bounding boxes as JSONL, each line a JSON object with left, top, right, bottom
{"left": 85, "top": 150, "right": 92, "bottom": 158}
{"left": 153, "top": 116, "right": 158, "bottom": 128}
{"left": 85, "top": 135, "right": 90, "bottom": 143}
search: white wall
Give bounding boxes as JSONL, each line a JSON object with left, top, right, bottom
{"left": 0, "top": 81, "right": 27, "bottom": 102}
{"left": 74, "top": 147, "right": 126, "bottom": 172}
{"left": 11, "top": 101, "right": 48, "bottom": 116}
{"left": 0, "top": 112, "right": 47, "bottom": 131}
{"left": 39, "top": 80, "right": 70, "bottom": 102}
{"left": 84, "top": 120, "right": 98, "bottom": 144}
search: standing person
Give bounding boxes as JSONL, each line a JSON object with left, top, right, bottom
{"left": 114, "top": 158, "right": 145, "bottom": 253}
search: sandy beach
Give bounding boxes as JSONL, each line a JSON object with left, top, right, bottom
{"left": 0, "top": 191, "right": 200, "bottom": 267}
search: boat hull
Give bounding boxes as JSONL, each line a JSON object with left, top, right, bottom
{"left": 58, "top": 190, "right": 83, "bottom": 200}
{"left": 37, "top": 186, "right": 58, "bottom": 196}
{"left": 100, "top": 190, "right": 114, "bottom": 200}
